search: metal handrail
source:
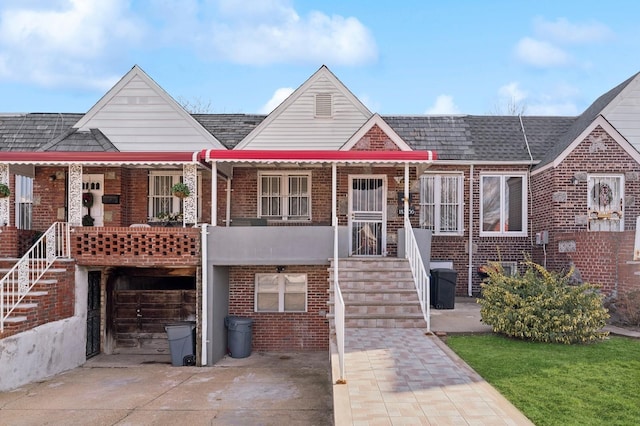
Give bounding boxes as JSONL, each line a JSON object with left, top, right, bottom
{"left": 1, "top": 222, "right": 70, "bottom": 332}
{"left": 333, "top": 223, "right": 346, "bottom": 382}
{"left": 404, "top": 216, "right": 431, "bottom": 332}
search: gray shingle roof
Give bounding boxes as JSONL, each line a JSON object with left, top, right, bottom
{"left": 535, "top": 72, "right": 639, "bottom": 169}
{"left": 0, "top": 113, "right": 83, "bottom": 151}
{"left": 192, "top": 114, "right": 265, "bottom": 149}
{"left": 384, "top": 115, "right": 576, "bottom": 162}
{"left": 38, "top": 128, "right": 119, "bottom": 152}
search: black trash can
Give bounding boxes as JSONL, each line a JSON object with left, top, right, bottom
{"left": 225, "top": 316, "right": 254, "bottom": 358}
{"left": 430, "top": 268, "right": 457, "bottom": 309}
{"left": 165, "top": 321, "right": 196, "bottom": 366}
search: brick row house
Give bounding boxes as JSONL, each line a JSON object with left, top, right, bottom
{"left": 1, "top": 65, "right": 640, "bottom": 390}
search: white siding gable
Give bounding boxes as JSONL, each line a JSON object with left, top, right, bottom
{"left": 601, "top": 73, "right": 640, "bottom": 152}
{"left": 74, "top": 65, "right": 223, "bottom": 151}
{"left": 235, "top": 66, "right": 371, "bottom": 150}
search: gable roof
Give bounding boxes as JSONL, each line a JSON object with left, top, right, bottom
{"left": 74, "top": 65, "right": 225, "bottom": 151}
{"left": 234, "top": 65, "right": 372, "bottom": 150}
{"left": 535, "top": 73, "right": 638, "bottom": 169}
{"left": 38, "top": 128, "right": 118, "bottom": 152}
{"left": 341, "top": 114, "right": 413, "bottom": 151}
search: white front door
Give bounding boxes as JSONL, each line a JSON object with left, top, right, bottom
{"left": 349, "top": 175, "right": 387, "bottom": 256}
{"left": 82, "top": 174, "right": 104, "bottom": 226}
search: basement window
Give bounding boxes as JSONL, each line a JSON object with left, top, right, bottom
{"left": 255, "top": 273, "right": 307, "bottom": 312}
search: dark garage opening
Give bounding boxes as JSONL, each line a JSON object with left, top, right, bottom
{"left": 107, "top": 267, "right": 196, "bottom": 355}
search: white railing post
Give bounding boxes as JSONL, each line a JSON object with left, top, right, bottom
{"left": 1, "top": 222, "right": 70, "bottom": 332}
{"left": 331, "top": 162, "right": 346, "bottom": 382}
{"left": 635, "top": 216, "right": 640, "bottom": 261}
{"left": 404, "top": 216, "right": 431, "bottom": 332}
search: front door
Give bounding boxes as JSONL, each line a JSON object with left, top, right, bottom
{"left": 82, "top": 174, "right": 104, "bottom": 226}
{"left": 349, "top": 175, "right": 387, "bottom": 256}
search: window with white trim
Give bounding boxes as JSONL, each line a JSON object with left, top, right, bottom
{"left": 480, "top": 174, "right": 527, "bottom": 236}
{"left": 258, "top": 171, "right": 311, "bottom": 221}
{"left": 255, "top": 273, "right": 307, "bottom": 312}
{"left": 587, "top": 175, "right": 623, "bottom": 231}
{"left": 148, "top": 171, "right": 201, "bottom": 221}
{"left": 15, "top": 175, "right": 33, "bottom": 230}
{"left": 419, "top": 173, "right": 463, "bottom": 234}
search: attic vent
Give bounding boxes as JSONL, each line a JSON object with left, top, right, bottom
{"left": 315, "top": 93, "right": 332, "bottom": 118}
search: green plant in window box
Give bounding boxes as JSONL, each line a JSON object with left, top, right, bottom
{"left": 171, "top": 182, "right": 190, "bottom": 198}
{"left": 0, "top": 183, "right": 10, "bottom": 198}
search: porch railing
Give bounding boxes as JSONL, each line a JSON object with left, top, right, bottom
{"left": 404, "top": 216, "right": 431, "bottom": 332}
{"left": 635, "top": 216, "right": 640, "bottom": 261}
{"left": 1, "top": 222, "right": 70, "bottom": 332}
{"left": 333, "top": 224, "right": 346, "bottom": 382}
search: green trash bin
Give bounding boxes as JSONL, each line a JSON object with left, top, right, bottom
{"left": 165, "top": 321, "right": 196, "bottom": 366}
{"left": 225, "top": 316, "right": 253, "bottom": 358}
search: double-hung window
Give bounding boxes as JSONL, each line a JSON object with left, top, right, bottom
{"left": 480, "top": 174, "right": 527, "bottom": 236}
{"left": 258, "top": 171, "right": 311, "bottom": 221}
{"left": 419, "top": 173, "right": 463, "bottom": 235}
{"left": 148, "top": 171, "right": 201, "bottom": 221}
{"left": 588, "top": 174, "right": 623, "bottom": 231}
{"left": 255, "top": 273, "right": 307, "bottom": 312}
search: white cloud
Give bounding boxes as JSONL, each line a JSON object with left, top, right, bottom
{"left": 0, "top": 0, "right": 144, "bottom": 89}
{"left": 498, "top": 82, "right": 527, "bottom": 103}
{"left": 533, "top": 17, "right": 613, "bottom": 44}
{"left": 425, "top": 95, "right": 460, "bottom": 114}
{"left": 207, "top": 8, "right": 378, "bottom": 66}
{"left": 515, "top": 37, "right": 570, "bottom": 68}
{"left": 260, "top": 87, "right": 294, "bottom": 113}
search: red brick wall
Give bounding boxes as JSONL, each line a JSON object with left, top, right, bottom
{"left": 228, "top": 265, "right": 329, "bottom": 351}
{"left": 530, "top": 126, "right": 640, "bottom": 296}
{"left": 0, "top": 259, "right": 75, "bottom": 338}
{"left": 0, "top": 226, "right": 19, "bottom": 257}
{"left": 72, "top": 227, "right": 201, "bottom": 267}
{"left": 351, "top": 124, "right": 402, "bottom": 151}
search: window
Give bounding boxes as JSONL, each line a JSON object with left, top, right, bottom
{"left": 419, "top": 174, "right": 463, "bottom": 234}
{"left": 15, "top": 175, "right": 33, "bottom": 230}
{"left": 148, "top": 171, "right": 201, "bottom": 220}
{"left": 255, "top": 273, "right": 307, "bottom": 312}
{"left": 480, "top": 174, "right": 527, "bottom": 236}
{"left": 259, "top": 171, "right": 311, "bottom": 221}
{"left": 588, "top": 175, "right": 623, "bottom": 232}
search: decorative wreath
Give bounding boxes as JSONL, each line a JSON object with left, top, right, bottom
{"left": 82, "top": 192, "right": 94, "bottom": 208}
{"left": 592, "top": 183, "right": 613, "bottom": 207}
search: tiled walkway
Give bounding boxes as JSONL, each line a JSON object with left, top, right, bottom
{"left": 334, "top": 328, "right": 533, "bottom": 425}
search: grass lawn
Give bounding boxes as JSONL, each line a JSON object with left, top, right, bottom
{"left": 447, "top": 334, "right": 640, "bottom": 426}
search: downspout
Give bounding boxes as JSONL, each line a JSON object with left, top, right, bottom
{"left": 467, "top": 165, "right": 474, "bottom": 297}
{"left": 519, "top": 115, "right": 537, "bottom": 251}
{"left": 200, "top": 223, "right": 208, "bottom": 365}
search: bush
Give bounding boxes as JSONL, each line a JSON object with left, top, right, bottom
{"left": 478, "top": 260, "right": 609, "bottom": 344}
{"left": 612, "top": 290, "right": 640, "bottom": 327}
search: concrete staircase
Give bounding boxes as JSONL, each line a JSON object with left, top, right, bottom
{"left": 0, "top": 258, "right": 74, "bottom": 338}
{"left": 329, "top": 257, "right": 427, "bottom": 328}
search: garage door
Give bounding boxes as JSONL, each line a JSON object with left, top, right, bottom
{"left": 113, "top": 290, "right": 196, "bottom": 354}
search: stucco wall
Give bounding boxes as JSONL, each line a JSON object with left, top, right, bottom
{"left": 0, "top": 267, "right": 87, "bottom": 392}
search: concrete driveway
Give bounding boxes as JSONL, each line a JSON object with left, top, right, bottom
{"left": 0, "top": 352, "right": 333, "bottom": 426}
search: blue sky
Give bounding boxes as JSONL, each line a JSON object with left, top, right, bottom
{"left": 0, "top": 0, "right": 639, "bottom": 116}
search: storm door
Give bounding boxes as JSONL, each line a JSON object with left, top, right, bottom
{"left": 349, "top": 175, "right": 387, "bottom": 256}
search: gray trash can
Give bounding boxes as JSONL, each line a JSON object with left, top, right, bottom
{"left": 165, "top": 321, "right": 196, "bottom": 366}
{"left": 225, "top": 316, "right": 253, "bottom": 358}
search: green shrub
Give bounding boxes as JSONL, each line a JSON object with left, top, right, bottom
{"left": 478, "top": 260, "right": 609, "bottom": 344}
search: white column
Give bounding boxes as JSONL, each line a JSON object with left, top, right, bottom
{"left": 404, "top": 163, "right": 409, "bottom": 224}
{"left": 0, "top": 164, "right": 9, "bottom": 227}
{"left": 68, "top": 164, "right": 83, "bottom": 226}
{"left": 211, "top": 162, "right": 217, "bottom": 226}
{"left": 183, "top": 163, "right": 198, "bottom": 226}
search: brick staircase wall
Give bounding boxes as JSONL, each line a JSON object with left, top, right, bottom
{"left": 0, "top": 259, "right": 75, "bottom": 339}
{"left": 329, "top": 257, "right": 426, "bottom": 328}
